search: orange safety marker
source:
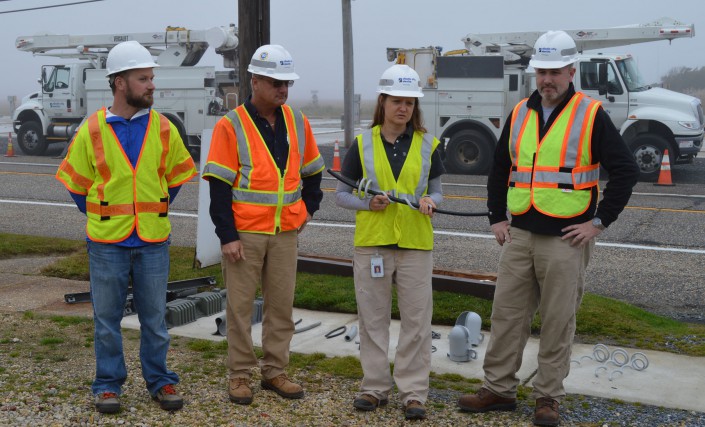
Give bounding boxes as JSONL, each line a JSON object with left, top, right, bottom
{"left": 4, "top": 132, "right": 16, "bottom": 157}
{"left": 332, "top": 139, "right": 341, "bottom": 172}
{"left": 654, "top": 149, "right": 674, "bottom": 186}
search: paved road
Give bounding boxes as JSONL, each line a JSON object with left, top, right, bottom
{"left": 1, "top": 121, "right": 704, "bottom": 324}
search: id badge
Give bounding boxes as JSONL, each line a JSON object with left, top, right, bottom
{"left": 370, "top": 254, "right": 384, "bottom": 278}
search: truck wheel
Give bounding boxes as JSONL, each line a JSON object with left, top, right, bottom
{"left": 444, "top": 129, "right": 492, "bottom": 175}
{"left": 628, "top": 134, "right": 668, "bottom": 181}
{"left": 17, "top": 121, "right": 48, "bottom": 156}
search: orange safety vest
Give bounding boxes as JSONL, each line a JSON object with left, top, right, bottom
{"left": 203, "top": 104, "right": 325, "bottom": 234}
{"left": 507, "top": 93, "right": 601, "bottom": 218}
{"left": 56, "top": 108, "right": 197, "bottom": 242}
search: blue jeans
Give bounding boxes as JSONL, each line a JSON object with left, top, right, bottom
{"left": 88, "top": 240, "right": 179, "bottom": 396}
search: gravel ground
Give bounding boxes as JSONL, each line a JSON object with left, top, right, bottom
{"left": 1, "top": 312, "right": 705, "bottom": 427}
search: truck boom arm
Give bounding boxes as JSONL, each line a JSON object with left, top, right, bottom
{"left": 463, "top": 17, "right": 694, "bottom": 63}
{"left": 16, "top": 25, "right": 238, "bottom": 68}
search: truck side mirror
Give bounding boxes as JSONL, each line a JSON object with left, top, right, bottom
{"left": 597, "top": 63, "right": 608, "bottom": 96}
{"left": 597, "top": 62, "right": 615, "bottom": 102}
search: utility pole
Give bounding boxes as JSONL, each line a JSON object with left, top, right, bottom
{"left": 238, "top": 0, "right": 270, "bottom": 105}
{"left": 341, "top": 0, "right": 354, "bottom": 148}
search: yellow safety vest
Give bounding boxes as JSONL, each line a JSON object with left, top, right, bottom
{"left": 507, "top": 93, "right": 601, "bottom": 218}
{"left": 56, "top": 108, "right": 197, "bottom": 242}
{"left": 354, "top": 126, "right": 439, "bottom": 250}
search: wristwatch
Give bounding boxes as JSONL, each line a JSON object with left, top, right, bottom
{"left": 592, "top": 217, "right": 606, "bottom": 231}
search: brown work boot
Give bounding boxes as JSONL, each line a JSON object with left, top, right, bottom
{"left": 458, "top": 387, "right": 517, "bottom": 412}
{"left": 261, "top": 373, "right": 304, "bottom": 399}
{"left": 228, "top": 377, "right": 253, "bottom": 405}
{"left": 404, "top": 400, "right": 427, "bottom": 420}
{"left": 533, "top": 397, "right": 560, "bottom": 426}
{"left": 353, "top": 393, "right": 389, "bottom": 411}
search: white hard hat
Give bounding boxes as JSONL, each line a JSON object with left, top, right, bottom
{"left": 529, "top": 30, "right": 579, "bottom": 69}
{"left": 106, "top": 40, "right": 159, "bottom": 76}
{"left": 377, "top": 64, "right": 424, "bottom": 98}
{"left": 248, "top": 44, "right": 300, "bottom": 81}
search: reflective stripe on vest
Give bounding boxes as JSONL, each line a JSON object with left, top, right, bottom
{"left": 507, "top": 93, "right": 601, "bottom": 218}
{"left": 354, "top": 126, "right": 437, "bottom": 250}
{"left": 225, "top": 105, "right": 303, "bottom": 205}
{"left": 360, "top": 129, "right": 436, "bottom": 205}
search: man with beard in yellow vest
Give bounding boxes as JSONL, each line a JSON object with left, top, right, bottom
{"left": 457, "top": 31, "right": 639, "bottom": 426}
{"left": 56, "top": 41, "right": 197, "bottom": 414}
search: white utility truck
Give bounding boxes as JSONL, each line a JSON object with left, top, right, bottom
{"left": 12, "top": 25, "right": 239, "bottom": 157}
{"left": 387, "top": 17, "right": 704, "bottom": 180}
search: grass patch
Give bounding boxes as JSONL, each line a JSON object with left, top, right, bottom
{"left": 0, "top": 233, "right": 84, "bottom": 259}
{"left": 4, "top": 233, "right": 705, "bottom": 357}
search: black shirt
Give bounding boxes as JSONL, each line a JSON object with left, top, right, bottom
{"left": 486, "top": 84, "right": 639, "bottom": 235}
{"left": 340, "top": 125, "right": 445, "bottom": 183}
{"left": 208, "top": 97, "right": 323, "bottom": 245}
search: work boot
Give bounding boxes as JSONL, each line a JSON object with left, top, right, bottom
{"left": 151, "top": 384, "right": 183, "bottom": 411}
{"left": 458, "top": 387, "right": 517, "bottom": 412}
{"left": 261, "top": 373, "right": 304, "bottom": 399}
{"left": 228, "top": 377, "right": 253, "bottom": 405}
{"left": 404, "top": 400, "right": 427, "bottom": 420}
{"left": 94, "top": 391, "right": 120, "bottom": 414}
{"left": 533, "top": 397, "right": 560, "bottom": 426}
{"left": 353, "top": 393, "right": 389, "bottom": 411}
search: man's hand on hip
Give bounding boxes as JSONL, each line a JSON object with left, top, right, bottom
{"left": 561, "top": 220, "right": 602, "bottom": 247}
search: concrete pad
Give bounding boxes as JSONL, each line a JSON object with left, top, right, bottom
{"left": 558, "top": 343, "right": 705, "bottom": 412}
{"left": 121, "top": 307, "right": 705, "bottom": 413}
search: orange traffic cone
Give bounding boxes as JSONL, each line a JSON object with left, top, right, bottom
{"left": 654, "top": 149, "right": 674, "bottom": 186}
{"left": 332, "top": 139, "right": 341, "bottom": 172}
{"left": 4, "top": 132, "right": 16, "bottom": 157}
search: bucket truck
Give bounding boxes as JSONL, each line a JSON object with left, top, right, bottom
{"left": 387, "top": 17, "right": 704, "bottom": 180}
{"left": 12, "top": 25, "right": 239, "bottom": 157}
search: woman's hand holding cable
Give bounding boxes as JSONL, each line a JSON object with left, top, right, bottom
{"left": 369, "top": 193, "right": 390, "bottom": 211}
{"left": 419, "top": 195, "right": 436, "bottom": 218}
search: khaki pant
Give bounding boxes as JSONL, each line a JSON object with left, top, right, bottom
{"left": 482, "top": 227, "right": 593, "bottom": 400}
{"left": 223, "top": 230, "right": 298, "bottom": 380}
{"left": 353, "top": 246, "right": 433, "bottom": 405}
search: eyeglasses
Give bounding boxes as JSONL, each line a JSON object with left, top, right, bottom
{"left": 259, "top": 76, "right": 294, "bottom": 88}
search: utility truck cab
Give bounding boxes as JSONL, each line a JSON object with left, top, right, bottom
{"left": 12, "top": 26, "right": 239, "bottom": 157}
{"left": 389, "top": 17, "right": 704, "bottom": 180}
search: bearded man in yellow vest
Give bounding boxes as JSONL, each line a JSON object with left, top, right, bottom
{"left": 458, "top": 31, "right": 639, "bottom": 426}
{"left": 56, "top": 41, "right": 197, "bottom": 414}
{"left": 203, "top": 44, "right": 324, "bottom": 405}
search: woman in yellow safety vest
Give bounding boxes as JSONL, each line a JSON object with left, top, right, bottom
{"left": 335, "top": 64, "right": 445, "bottom": 421}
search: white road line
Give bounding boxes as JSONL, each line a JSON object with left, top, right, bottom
{"left": 2, "top": 199, "right": 705, "bottom": 255}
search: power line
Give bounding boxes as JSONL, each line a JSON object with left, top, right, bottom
{"left": 0, "top": 0, "right": 106, "bottom": 14}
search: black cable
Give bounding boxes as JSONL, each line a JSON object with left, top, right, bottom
{"left": 324, "top": 325, "right": 347, "bottom": 339}
{"left": 0, "top": 0, "right": 105, "bottom": 14}
{"left": 328, "top": 169, "right": 490, "bottom": 217}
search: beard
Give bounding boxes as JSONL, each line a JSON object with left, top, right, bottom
{"left": 126, "top": 86, "right": 154, "bottom": 109}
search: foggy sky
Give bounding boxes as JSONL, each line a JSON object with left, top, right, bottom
{"left": 1, "top": 0, "right": 703, "bottom": 105}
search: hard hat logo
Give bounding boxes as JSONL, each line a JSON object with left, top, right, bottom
{"left": 529, "top": 30, "right": 579, "bottom": 69}
{"left": 248, "top": 44, "right": 300, "bottom": 81}
{"left": 377, "top": 64, "right": 424, "bottom": 98}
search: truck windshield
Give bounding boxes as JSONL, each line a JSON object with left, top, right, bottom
{"left": 615, "top": 57, "right": 649, "bottom": 92}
